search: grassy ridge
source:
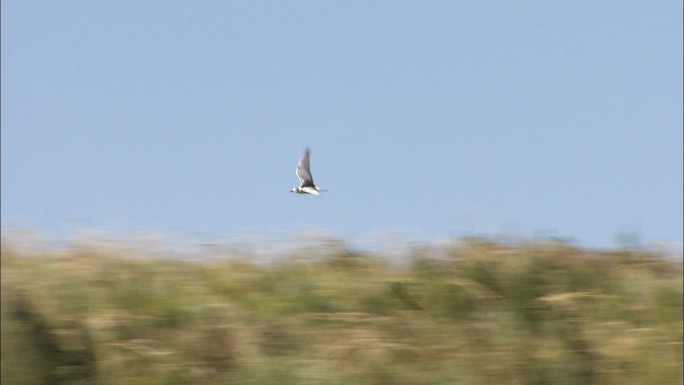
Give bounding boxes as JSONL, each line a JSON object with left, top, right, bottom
{"left": 2, "top": 238, "right": 682, "bottom": 385}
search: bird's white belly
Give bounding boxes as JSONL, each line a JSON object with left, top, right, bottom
{"left": 301, "top": 186, "right": 320, "bottom": 195}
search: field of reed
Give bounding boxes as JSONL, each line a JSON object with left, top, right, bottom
{"left": 2, "top": 234, "right": 682, "bottom": 385}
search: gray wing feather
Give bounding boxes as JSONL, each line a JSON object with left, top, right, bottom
{"left": 296, "top": 148, "right": 314, "bottom": 186}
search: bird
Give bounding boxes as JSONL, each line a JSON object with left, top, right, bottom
{"left": 291, "top": 147, "right": 325, "bottom": 195}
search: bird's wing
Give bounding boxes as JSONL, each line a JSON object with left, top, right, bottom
{"left": 296, "top": 148, "right": 314, "bottom": 187}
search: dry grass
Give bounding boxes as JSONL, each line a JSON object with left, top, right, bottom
{"left": 2, "top": 235, "right": 682, "bottom": 384}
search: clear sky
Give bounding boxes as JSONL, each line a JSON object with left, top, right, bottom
{"left": 2, "top": 1, "right": 682, "bottom": 252}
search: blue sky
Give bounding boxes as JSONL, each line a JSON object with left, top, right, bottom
{"left": 2, "top": 1, "right": 682, "bottom": 252}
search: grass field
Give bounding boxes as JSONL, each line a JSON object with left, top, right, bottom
{"left": 2, "top": 235, "right": 682, "bottom": 385}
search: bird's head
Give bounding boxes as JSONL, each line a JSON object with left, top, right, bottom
{"left": 290, "top": 187, "right": 299, "bottom": 193}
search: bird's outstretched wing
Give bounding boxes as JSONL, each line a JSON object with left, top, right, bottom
{"left": 296, "top": 148, "right": 315, "bottom": 187}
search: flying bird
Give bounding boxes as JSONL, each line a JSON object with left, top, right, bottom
{"left": 291, "top": 147, "right": 325, "bottom": 195}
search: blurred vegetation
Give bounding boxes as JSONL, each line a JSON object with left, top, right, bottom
{"left": 2, "top": 235, "right": 682, "bottom": 385}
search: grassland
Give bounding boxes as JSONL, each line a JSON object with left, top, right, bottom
{"left": 1, "top": 235, "right": 682, "bottom": 385}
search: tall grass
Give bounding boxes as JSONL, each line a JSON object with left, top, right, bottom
{"left": 2, "top": 236, "right": 682, "bottom": 385}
